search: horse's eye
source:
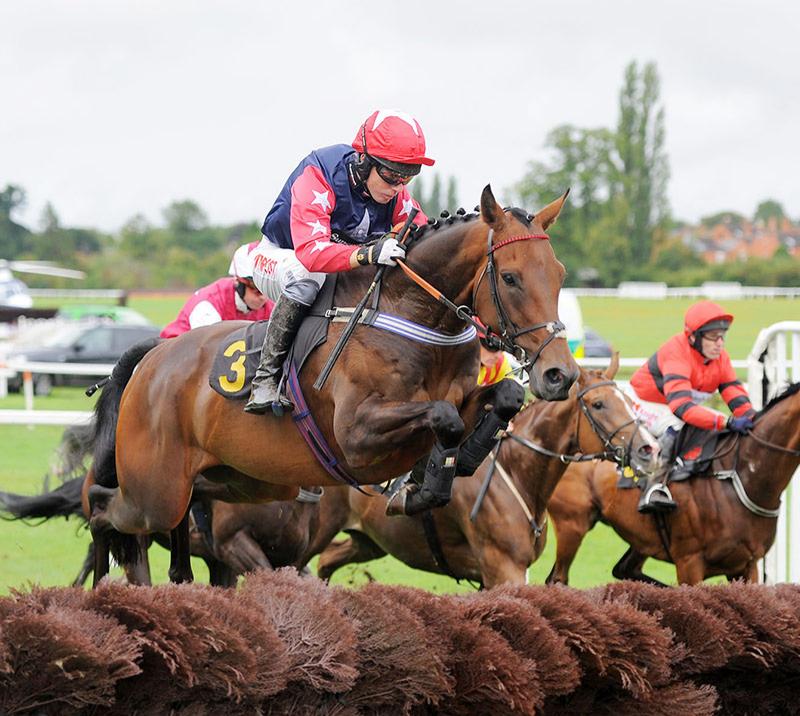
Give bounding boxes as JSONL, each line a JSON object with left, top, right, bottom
{"left": 501, "top": 272, "right": 517, "bottom": 286}
{"left": 592, "top": 401, "right": 603, "bottom": 410}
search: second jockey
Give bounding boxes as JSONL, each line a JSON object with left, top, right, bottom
{"left": 245, "top": 109, "right": 432, "bottom": 415}
{"left": 627, "top": 300, "right": 756, "bottom": 513}
{"left": 160, "top": 242, "right": 273, "bottom": 338}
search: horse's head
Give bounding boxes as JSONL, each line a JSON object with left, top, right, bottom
{"left": 574, "top": 355, "right": 660, "bottom": 475}
{"left": 475, "top": 185, "right": 579, "bottom": 400}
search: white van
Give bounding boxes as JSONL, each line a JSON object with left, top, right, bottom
{"left": 558, "top": 289, "right": 585, "bottom": 358}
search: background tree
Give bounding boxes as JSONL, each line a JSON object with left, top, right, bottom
{"left": 614, "top": 60, "right": 670, "bottom": 265}
{"left": 700, "top": 211, "right": 745, "bottom": 228}
{"left": 514, "top": 60, "right": 670, "bottom": 285}
{"left": 515, "top": 125, "right": 617, "bottom": 276}
{"left": 414, "top": 173, "right": 459, "bottom": 218}
{"left": 0, "top": 184, "right": 33, "bottom": 257}
{"left": 754, "top": 199, "right": 785, "bottom": 224}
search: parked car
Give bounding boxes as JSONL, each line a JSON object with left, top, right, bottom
{"left": 583, "top": 326, "right": 614, "bottom": 358}
{"left": 5, "top": 321, "right": 160, "bottom": 395}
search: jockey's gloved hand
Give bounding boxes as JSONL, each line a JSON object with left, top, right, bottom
{"left": 355, "top": 234, "right": 406, "bottom": 267}
{"left": 726, "top": 414, "right": 755, "bottom": 434}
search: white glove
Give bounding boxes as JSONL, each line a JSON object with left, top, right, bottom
{"left": 355, "top": 234, "right": 407, "bottom": 267}
{"left": 374, "top": 236, "right": 406, "bottom": 266}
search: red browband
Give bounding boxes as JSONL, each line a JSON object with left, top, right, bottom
{"left": 489, "top": 233, "right": 550, "bottom": 253}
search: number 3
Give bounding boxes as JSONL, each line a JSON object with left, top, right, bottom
{"left": 218, "top": 339, "right": 247, "bottom": 392}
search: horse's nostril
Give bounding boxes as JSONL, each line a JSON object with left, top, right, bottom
{"left": 639, "top": 444, "right": 654, "bottom": 456}
{"left": 544, "top": 368, "right": 565, "bottom": 387}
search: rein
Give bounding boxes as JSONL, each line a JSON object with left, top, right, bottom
{"left": 396, "top": 225, "right": 566, "bottom": 369}
{"left": 469, "top": 380, "right": 640, "bottom": 525}
{"left": 747, "top": 429, "right": 800, "bottom": 456}
{"left": 709, "top": 424, "right": 800, "bottom": 519}
{"left": 575, "top": 381, "right": 639, "bottom": 467}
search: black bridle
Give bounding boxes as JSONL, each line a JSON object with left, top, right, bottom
{"left": 575, "top": 380, "right": 641, "bottom": 467}
{"left": 504, "top": 380, "right": 642, "bottom": 466}
{"left": 396, "top": 222, "right": 568, "bottom": 371}
{"left": 473, "top": 228, "right": 567, "bottom": 367}
{"left": 469, "top": 378, "right": 645, "bottom": 527}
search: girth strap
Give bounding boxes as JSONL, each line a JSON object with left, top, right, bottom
{"left": 325, "top": 306, "right": 477, "bottom": 347}
{"left": 714, "top": 469, "right": 781, "bottom": 518}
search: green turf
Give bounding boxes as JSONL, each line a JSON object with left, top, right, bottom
{"left": 1, "top": 295, "right": 796, "bottom": 594}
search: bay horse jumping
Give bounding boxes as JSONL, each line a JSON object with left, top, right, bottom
{"left": 314, "top": 358, "right": 659, "bottom": 588}
{"left": 546, "top": 382, "right": 800, "bottom": 585}
{"left": 87, "top": 186, "right": 580, "bottom": 585}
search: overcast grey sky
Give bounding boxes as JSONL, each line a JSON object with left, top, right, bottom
{"left": 2, "top": 0, "right": 798, "bottom": 234}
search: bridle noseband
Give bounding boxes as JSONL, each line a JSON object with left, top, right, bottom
{"left": 478, "top": 228, "right": 567, "bottom": 367}
{"left": 506, "top": 380, "right": 642, "bottom": 466}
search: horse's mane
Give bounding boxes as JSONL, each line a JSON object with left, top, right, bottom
{"left": 407, "top": 206, "right": 533, "bottom": 247}
{"left": 758, "top": 381, "right": 800, "bottom": 417}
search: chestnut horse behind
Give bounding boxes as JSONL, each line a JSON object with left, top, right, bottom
{"left": 546, "top": 382, "right": 800, "bottom": 585}
{"left": 314, "top": 359, "right": 659, "bottom": 588}
{"left": 87, "top": 186, "right": 580, "bottom": 585}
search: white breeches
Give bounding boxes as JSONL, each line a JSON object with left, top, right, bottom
{"left": 251, "top": 236, "right": 326, "bottom": 306}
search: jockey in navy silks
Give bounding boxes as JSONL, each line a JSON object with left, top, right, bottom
{"left": 245, "top": 109, "right": 432, "bottom": 415}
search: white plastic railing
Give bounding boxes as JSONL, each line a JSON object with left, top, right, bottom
{"left": 749, "top": 322, "right": 800, "bottom": 584}
{"left": 0, "top": 359, "right": 113, "bottom": 417}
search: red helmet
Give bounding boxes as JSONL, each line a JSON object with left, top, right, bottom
{"left": 684, "top": 300, "right": 734, "bottom": 335}
{"left": 352, "top": 109, "right": 435, "bottom": 175}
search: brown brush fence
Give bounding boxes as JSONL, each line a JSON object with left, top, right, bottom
{"left": 2, "top": 571, "right": 800, "bottom": 714}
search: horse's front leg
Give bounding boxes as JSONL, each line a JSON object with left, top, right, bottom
{"left": 454, "top": 380, "right": 525, "bottom": 476}
{"left": 339, "top": 398, "right": 465, "bottom": 517}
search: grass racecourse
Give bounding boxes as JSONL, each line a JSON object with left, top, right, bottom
{"left": 0, "top": 294, "right": 796, "bottom": 595}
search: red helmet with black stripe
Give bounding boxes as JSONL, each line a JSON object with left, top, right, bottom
{"left": 352, "top": 109, "right": 435, "bottom": 176}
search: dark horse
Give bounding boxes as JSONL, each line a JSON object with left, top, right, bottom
{"left": 87, "top": 186, "right": 580, "bottom": 585}
{"left": 314, "top": 358, "right": 659, "bottom": 587}
{"left": 546, "top": 382, "right": 800, "bottom": 585}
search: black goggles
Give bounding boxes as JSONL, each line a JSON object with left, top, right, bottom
{"left": 375, "top": 164, "right": 414, "bottom": 187}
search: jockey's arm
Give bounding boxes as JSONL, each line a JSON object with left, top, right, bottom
{"left": 288, "top": 166, "right": 357, "bottom": 274}
{"left": 717, "top": 352, "right": 755, "bottom": 417}
{"left": 660, "top": 355, "right": 727, "bottom": 431}
{"left": 187, "top": 300, "right": 223, "bottom": 329}
{"left": 289, "top": 168, "right": 428, "bottom": 273}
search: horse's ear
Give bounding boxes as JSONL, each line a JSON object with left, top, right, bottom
{"left": 480, "top": 184, "right": 506, "bottom": 228}
{"left": 534, "top": 188, "right": 570, "bottom": 231}
{"left": 604, "top": 351, "right": 620, "bottom": 380}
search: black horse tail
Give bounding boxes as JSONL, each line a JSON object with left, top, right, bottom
{"left": 0, "top": 476, "right": 85, "bottom": 522}
{"left": 92, "top": 337, "right": 162, "bottom": 489}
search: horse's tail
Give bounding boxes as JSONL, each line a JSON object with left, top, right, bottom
{"left": 92, "top": 336, "right": 162, "bottom": 489}
{"left": 0, "top": 476, "right": 85, "bottom": 522}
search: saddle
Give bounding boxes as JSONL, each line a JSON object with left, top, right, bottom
{"left": 667, "top": 424, "right": 723, "bottom": 482}
{"left": 616, "top": 424, "right": 725, "bottom": 491}
{"left": 209, "top": 276, "right": 337, "bottom": 401}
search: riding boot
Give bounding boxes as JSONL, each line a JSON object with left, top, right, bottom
{"left": 657, "top": 426, "right": 679, "bottom": 468}
{"left": 244, "top": 295, "right": 308, "bottom": 416}
{"left": 385, "top": 444, "right": 459, "bottom": 517}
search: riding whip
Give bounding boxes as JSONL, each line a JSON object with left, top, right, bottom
{"left": 313, "top": 207, "right": 419, "bottom": 390}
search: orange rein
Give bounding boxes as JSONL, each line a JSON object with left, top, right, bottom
{"left": 395, "top": 259, "right": 444, "bottom": 301}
